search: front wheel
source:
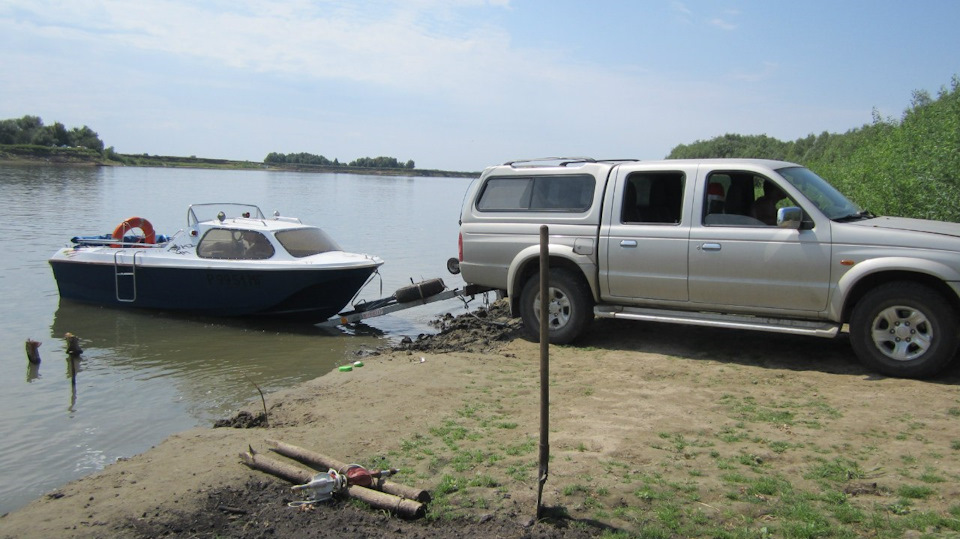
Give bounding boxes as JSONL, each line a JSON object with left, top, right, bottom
{"left": 849, "top": 282, "right": 959, "bottom": 378}
{"left": 519, "top": 268, "right": 593, "bottom": 344}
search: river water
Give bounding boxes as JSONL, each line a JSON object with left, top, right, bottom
{"left": 0, "top": 164, "right": 476, "bottom": 515}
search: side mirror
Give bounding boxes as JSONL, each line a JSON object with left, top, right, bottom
{"left": 777, "top": 207, "right": 803, "bottom": 229}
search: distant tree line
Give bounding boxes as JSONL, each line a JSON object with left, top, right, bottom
{"left": 667, "top": 75, "right": 960, "bottom": 222}
{"left": 264, "top": 152, "right": 415, "bottom": 169}
{"left": 0, "top": 115, "right": 105, "bottom": 151}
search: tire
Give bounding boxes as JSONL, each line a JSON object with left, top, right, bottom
{"left": 394, "top": 278, "right": 445, "bottom": 303}
{"left": 849, "top": 282, "right": 960, "bottom": 378}
{"left": 519, "top": 268, "right": 593, "bottom": 344}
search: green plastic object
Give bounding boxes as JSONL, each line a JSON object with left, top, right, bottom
{"left": 338, "top": 365, "right": 353, "bottom": 372}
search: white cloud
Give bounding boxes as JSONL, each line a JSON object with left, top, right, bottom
{"left": 672, "top": 1, "right": 692, "bottom": 15}
{"left": 708, "top": 17, "right": 737, "bottom": 31}
{"left": 0, "top": 1, "right": 915, "bottom": 170}
{"left": 3, "top": 0, "right": 529, "bottom": 101}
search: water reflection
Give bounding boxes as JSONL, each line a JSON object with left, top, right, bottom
{"left": 67, "top": 355, "right": 81, "bottom": 413}
{"left": 48, "top": 300, "right": 385, "bottom": 417}
{"left": 26, "top": 361, "right": 41, "bottom": 383}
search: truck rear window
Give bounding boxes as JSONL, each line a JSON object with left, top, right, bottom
{"left": 476, "top": 175, "right": 595, "bottom": 212}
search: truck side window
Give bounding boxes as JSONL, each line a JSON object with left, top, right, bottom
{"left": 621, "top": 172, "right": 684, "bottom": 224}
{"left": 476, "top": 175, "right": 595, "bottom": 212}
{"left": 703, "top": 172, "right": 790, "bottom": 226}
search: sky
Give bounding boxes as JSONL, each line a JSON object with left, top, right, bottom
{"left": 2, "top": 1, "right": 958, "bottom": 172}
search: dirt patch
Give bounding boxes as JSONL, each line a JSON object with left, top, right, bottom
{"left": 213, "top": 411, "right": 268, "bottom": 429}
{"left": 123, "top": 477, "right": 597, "bottom": 538}
{"left": 393, "top": 300, "right": 521, "bottom": 354}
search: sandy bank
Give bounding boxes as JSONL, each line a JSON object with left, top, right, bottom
{"left": 4, "top": 304, "right": 960, "bottom": 537}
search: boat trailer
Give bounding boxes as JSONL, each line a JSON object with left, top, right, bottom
{"left": 325, "top": 278, "right": 496, "bottom": 326}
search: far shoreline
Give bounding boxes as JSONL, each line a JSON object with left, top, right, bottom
{"left": 0, "top": 148, "right": 480, "bottom": 179}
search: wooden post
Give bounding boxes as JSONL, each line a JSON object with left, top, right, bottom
{"left": 64, "top": 333, "right": 83, "bottom": 356}
{"left": 536, "top": 225, "right": 550, "bottom": 519}
{"left": 25, "top": 339, "right": 41, "bottom": 364}
{"left": 265, "top": 439, "right": 430, "bottom": 502}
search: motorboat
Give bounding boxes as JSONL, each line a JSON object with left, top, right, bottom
{"left": 49, "top": 203, "right": 384, "bottom": 323}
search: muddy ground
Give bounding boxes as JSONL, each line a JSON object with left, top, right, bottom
{"left": 3, "top": 301, "right": 960, "bottom": 538}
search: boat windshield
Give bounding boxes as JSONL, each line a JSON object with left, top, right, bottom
{"left": 276, "top": 227, "right": 342, "bottom": 257}
{"left": 776, "top": 166, "right": 864, "bottom": 220}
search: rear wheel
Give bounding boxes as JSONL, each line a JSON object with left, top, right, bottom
{"left": 519, "top": 268, "right": 593, "bottom": 344}
{"left": 849, "top": 282, "right": 959, "bottom": 378}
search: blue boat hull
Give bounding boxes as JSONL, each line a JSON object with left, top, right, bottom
{"left": 49, "top": 260, "right": 377, "bottom": 323}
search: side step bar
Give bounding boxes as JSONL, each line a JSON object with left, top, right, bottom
{"left": 594, "top": 305, "right": 840, "bottom": 338}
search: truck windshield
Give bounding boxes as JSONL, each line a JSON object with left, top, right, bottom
{"left": 776, "top": 166, "right": 864, "bottom": 220}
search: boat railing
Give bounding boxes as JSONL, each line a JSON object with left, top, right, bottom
{"left": 187, "top": 203, "right": 266, "bottom": 227}
{"left": 71, "top": 235, "right": 172, "bottom": 248}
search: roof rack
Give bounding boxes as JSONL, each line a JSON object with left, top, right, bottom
{"left": 503, "top": 157, "right": 596, "bottom": 167}
{"left": 598, "top": 158, "right": 641, "bottom": 164}
{"left": 502, "top": 157, "right": 640, "bottom": 168}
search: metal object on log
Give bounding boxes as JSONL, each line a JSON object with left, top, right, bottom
{"left": 266, "top": 439, "right": 431, "bottom": 502}
{"left": 239, "top": 448, "right": 425, "bottom": 519}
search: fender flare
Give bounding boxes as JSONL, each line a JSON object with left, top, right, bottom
{"left": 831, "top": 256, "right": 960, "bottom": 319}
{"left": 506, "top": 244, "right": 598, "bottom": 309}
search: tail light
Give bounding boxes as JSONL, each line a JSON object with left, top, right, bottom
{"left": 458, "top": 232, "right": 463, "bottom": 262}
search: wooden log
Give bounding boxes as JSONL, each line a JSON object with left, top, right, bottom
{"left": 346, "top": 485, "right": 425, "bottom": 519}
{"left": 239, "top": 448, "right": 312, "bottom": 484}
{"left": 25, "top": 339, "right": 41, "bottom": 364}
{"left": 240, "top": 448, "right": 424, "bottom": 518}
{"left": 265, "top": 439, "right": 431, "bottom": 502}
{"left": 266, "top": 438, "right": 347, "bottom": 468}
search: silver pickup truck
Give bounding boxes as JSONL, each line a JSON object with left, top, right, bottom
{"left": 450, "top": 157, "right": 960, "bottom": 379}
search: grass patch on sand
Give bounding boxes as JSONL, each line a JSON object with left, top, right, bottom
{"left": 379, "top": 371, "right": 960, "bottom": 537}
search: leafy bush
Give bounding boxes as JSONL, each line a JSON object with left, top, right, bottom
{"left": 667, "top": 76, "right": 960, "bottom": 221}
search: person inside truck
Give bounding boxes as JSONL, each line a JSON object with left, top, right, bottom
{"left": 706, "top": 182, "right": 725, "bottom": 214}
{"left": 751, "top": 181, "right": 788, "bottom": 225}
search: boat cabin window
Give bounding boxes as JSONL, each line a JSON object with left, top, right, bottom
{"left": 197, "top": 229, "right": 276, "bottom": 260}
{"left": 275, "top": 227, "right": 342, "bottom": 257}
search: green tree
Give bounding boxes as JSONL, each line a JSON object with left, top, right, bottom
{"left": 16, "top": 115, "right": 44, "bottom": 144}
{"left": 70, "top": 125, "right": 104, "bottom": 151}
{"left": 50, "top": 122, "right": 72, "bottom": 146}
{"left": 0, "top": 119, "right": 17, "bottom": 144}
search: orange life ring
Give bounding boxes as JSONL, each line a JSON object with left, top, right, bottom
{"left": 111, "top": 216, "right": 156, "bottom": 246}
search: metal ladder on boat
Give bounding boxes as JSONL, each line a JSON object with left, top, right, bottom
{"left": 114, "top": 251, "right": 142, "bottom": 302}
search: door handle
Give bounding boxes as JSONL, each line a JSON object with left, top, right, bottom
{"left": 701, "top": 243, "right": 721, "bottom": 251}
{"left": 620, "top": 240, "right": 638, "bottom": 247}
